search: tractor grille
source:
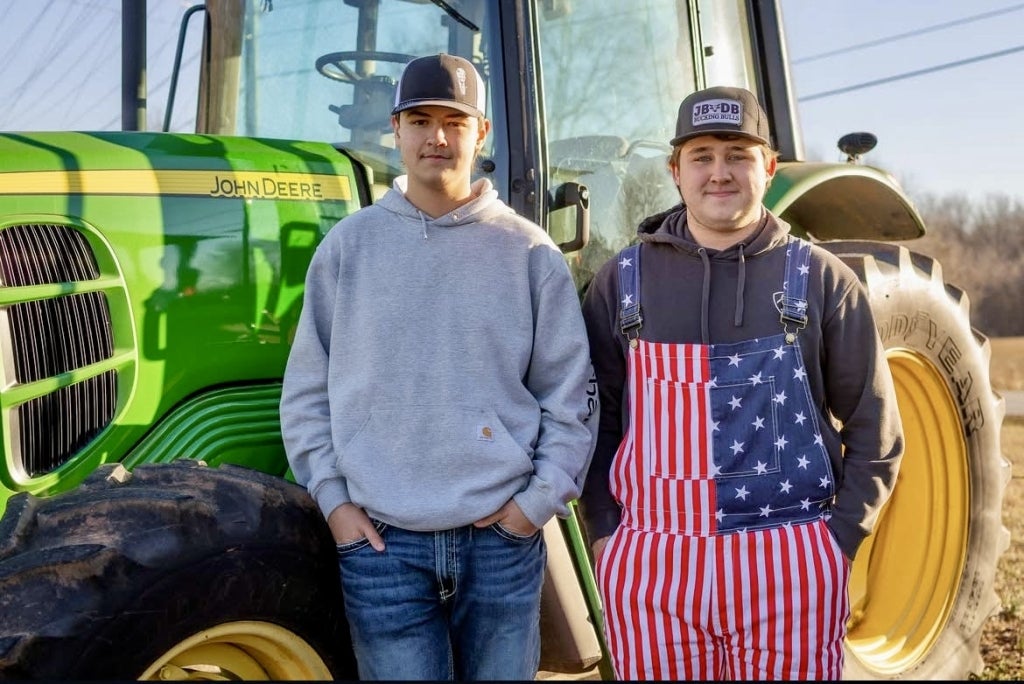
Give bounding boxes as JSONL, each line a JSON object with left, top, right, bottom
{"left": 0, "top": 223, "right": 118, "bottom": 477}
{"left": 15, "top": 371, "right": 118, "bottom": 477}
{"left": 0, "top": 223, "right": 100, "bottom": 285}
{"left": 7, "top": 293, "right": 114, "bottom": 383}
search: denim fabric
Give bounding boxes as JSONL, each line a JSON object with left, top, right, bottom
{"left": 337, "top": 521, "right": 546, "bottom": 680}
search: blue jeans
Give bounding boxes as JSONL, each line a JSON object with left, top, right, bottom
{"left": 337, "top": 521, "right": 546, "bottom": 680}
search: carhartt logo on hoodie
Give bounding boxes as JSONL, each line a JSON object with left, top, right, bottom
{"left": 477, "top": 425, "right": 494, "bottom": 441}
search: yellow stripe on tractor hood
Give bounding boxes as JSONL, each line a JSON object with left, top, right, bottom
{"left": 0, "top": 169, "right": 351, "bottom": 202}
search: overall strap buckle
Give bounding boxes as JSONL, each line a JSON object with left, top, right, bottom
{"left": 616, "top": 244, "right": 642, "bottom": 347}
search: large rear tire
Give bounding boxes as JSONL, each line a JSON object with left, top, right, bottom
{"left": 0, "top": 461, "right": 356, "bottom": 680}
{"left": 821, "top": 241, "right": 1010, "bottom": 679}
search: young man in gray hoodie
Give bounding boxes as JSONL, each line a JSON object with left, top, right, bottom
{"left": 280, "top": 53, "right": 598, "bottom": 681}
{"left": 580, "top": 86, "right": 904, "bottom": 680}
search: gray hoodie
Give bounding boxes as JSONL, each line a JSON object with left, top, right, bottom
{"left": 580, "top": 204, "right": 904, "bottom": 560}
{"left": 281, "top": 177, "right": 598, "bottom": 531}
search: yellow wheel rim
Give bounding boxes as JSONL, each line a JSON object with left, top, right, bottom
{"left": 138, "top": 621, "right": 333, "bottom": 681}
{"left": 845, "top": 349, "right": 970, "bottom": 675}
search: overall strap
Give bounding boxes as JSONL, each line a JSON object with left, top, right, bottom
{"left": 780, "top": 237, "right": 811, "bottom": 343}
{"left": 616, "top": 243, "right": 642, "bottom": 346}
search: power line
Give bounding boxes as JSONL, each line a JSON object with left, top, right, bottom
{"left": 2, "top": 2, "right": 198, "bottom": 131}
{"left": 0, "top": 0, "right": 57, "bottom": 71}
{"left": 58, "top": 38, "right": 122, "bottom": 128}
{"left": 0, "top": 3, "right": 14, "bottom": 29}
{"left": 792, "top": 3, "right": 1024, "bottom": 64}
{"left": 800, "top": 43, "right": 1024, "bottom": 101}
{"left": 0, "top": 1, "right": 89, "bottom": 125}
{"left": 27, "top": 13, "right": 120, "bottom": 122}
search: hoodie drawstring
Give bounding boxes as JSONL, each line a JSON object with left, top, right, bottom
{"left": 735, "top": 243, "right": 746, "bottom": 327}
{"left": 698, "top": 247, "right": 711, "bottom": 344}
{"left": 697, "top": 243, "right": 746, "bottom": 342}
{"left": 418, "top": 210, "right": 428, "bottom": 239}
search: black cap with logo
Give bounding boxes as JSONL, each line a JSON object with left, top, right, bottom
{"left": 670, "top": 86, "right": 772, "bottom": 147}
{"left": 391, "top": 53, "right": 486, "bottom": 118}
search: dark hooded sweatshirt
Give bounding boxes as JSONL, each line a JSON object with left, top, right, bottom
{"left": 579, "top": 204, "right": 904, "bottom": 560}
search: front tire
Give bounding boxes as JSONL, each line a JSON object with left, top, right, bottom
{"left": 821, "top": 241, "right": 1010, "bottom": 679}
{"left": 0, "top": 461, "right": 356, "bottom": 680}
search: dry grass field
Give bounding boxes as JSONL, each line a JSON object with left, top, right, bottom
{"left": 989, "top": 336, "right": 1024, "bottom": 391}
{"left": 972, "top": 336, "right": 1024, "bottom": 680}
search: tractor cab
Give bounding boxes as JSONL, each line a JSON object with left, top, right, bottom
{"left": 180, "top": 0, "right": 773, "bottom": 287}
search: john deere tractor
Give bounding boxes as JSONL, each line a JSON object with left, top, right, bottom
{"left": 0, "top": 0, "right": 1007, "bottom": 679}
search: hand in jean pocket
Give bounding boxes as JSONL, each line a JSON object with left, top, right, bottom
{"left": 473, "top": 498, "right": 538, "bottom": 537}
{"left": 328, "top": 502, "right": 385, "bottom": 552}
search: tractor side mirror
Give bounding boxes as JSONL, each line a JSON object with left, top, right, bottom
{"left": 550, "top": 182, "right": 590, "bottom": 254}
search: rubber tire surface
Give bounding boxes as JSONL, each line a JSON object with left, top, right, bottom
{"left": 0, "top": 461, "right": 356, "bottom": 680}
{"left": 821, "top": 240, "right": 1009, "bottom": 679}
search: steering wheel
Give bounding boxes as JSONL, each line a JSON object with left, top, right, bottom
{"left": 314, "top": 51, "right": 417, "bottom": 84}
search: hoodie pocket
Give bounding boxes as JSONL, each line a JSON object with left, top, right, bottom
{"left": 336, "top": 405, "right": 535, "bottom": 521}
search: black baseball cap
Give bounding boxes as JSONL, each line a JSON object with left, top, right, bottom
{"left": 391, "top": 53, "right": 486, "bottom": 118}
{"left": 670, "top": 86, "right": 771, "bottom": 147}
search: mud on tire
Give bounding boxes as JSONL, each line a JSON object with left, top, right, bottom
{"left": 821, "top": 241, "right": 1010, "bottom": 680}
{"left": 0, "top": 461, "right": 356, "bottom": 680}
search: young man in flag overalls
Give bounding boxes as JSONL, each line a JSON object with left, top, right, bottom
{"left": 580, "top": 86, "right": 904, "bottom": 680}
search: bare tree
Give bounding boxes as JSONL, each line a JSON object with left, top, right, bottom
{"left": 903, "top": 192, "right": 1024, "bottom": 337}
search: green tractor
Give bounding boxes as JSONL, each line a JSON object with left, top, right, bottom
{"left": 0, "top": 0, "right": 1007, "bottom": 679}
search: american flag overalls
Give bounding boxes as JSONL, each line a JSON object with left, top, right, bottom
{"left": 596, "top": 238, "right": 850, "bottom": 680}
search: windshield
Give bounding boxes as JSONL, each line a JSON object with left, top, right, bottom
{"left": 220, "top": 0, "right": 505, "bottom": 197}
{"left": 535, "top": 0, "right": 758, "bottom": 288}
{"left": 202, "top": 0, "right": 760, "bottom": 288}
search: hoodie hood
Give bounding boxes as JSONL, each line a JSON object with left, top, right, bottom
{"left": 636, "top": 202, "right": 789, "bottom": 258}
{"left": 376, "top": 176, "right": 513, "bottom": 238}
{"left": 634, "top": 203, "right": 792, "bottom": 341}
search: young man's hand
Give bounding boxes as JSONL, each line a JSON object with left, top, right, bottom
{"left": 327, "top": 502, "right": 385, "bottom": 552}
{"left": 474, "top": 499, "right": 539, "bottom": 537}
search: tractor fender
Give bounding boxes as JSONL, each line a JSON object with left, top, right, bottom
{"left": 767, "top": 161, "right": 925, "bottom": 242}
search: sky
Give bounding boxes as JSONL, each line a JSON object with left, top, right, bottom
{"left": 779, "top": 0, "right": 1024, "bottom": 205}
{"left": 0, "top": 0, "right": 1021, "bottom": 206}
